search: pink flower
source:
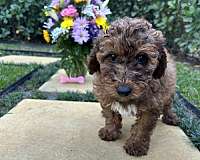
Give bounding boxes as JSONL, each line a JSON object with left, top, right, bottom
{"left": 60, "top": 5, "right": 78, "bottom": 17}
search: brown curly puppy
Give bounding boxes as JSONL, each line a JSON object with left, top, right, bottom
{"left": 87, "top": 17, "right": 179, "bottom": 156}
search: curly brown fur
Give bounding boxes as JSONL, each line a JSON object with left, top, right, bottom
{"left": 99, "top": 107, "right": 122, "bottom": 141}
{"left": 87, "top": 17, "right": 179, "bottom": 156}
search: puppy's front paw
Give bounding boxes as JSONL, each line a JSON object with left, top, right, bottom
{"left": 162, "top": 113, "right": 179, "bottom": 126}
{"left": 123, "top": 138, "right": 149, "bottom": 156}
{"left": 98, "top": 127, "right": 121, "bottom": 141}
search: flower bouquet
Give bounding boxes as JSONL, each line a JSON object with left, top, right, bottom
{"left": 43, "top": 0, "right": 111, "bottom": 83}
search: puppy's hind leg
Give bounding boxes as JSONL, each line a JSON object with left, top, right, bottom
{"left": 162, "top": 97, "right": 179, "bottom": 126}
{"left": 98, "top": 103, "right": 122, "bottom": 141}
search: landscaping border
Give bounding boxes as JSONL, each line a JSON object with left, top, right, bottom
{"left": 176, "top": 91, "right": 200, "bottom": 118}
{"left": 174, "top": 51, "right": 200, "bottom": 66}
{"left": 0, "top": 67, "right": 41, "bottom": 96}
{"left": 0, "top": 49, "right": 61, "bottom": 57}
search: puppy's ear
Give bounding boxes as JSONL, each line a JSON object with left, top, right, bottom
{"left": 153, "top": 47, "right": 167, "bottom": 79}
{"left": 87, "top": 43, "right": 100, "bottom": 74}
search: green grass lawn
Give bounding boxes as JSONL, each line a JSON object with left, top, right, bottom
{"left": 176, "top": 62, "right": 200, "bottom": 108}
{"left": 0, "top": 63, "right": 38, "bottom": 91}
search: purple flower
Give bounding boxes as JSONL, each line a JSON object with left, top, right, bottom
{"left": 50, "top": 0, "right": 59, "bottom": 7}
{"left": 50, "top": 0, "right": 70, "bottom": 7}
{"left": 88, "top": 23, "right": 100, "bottom": 39}
{"left": 92, "top": 0, "right": 102, "bottom": 5}
{"left": 64, "top": 0, "right": 70, "bottom": 6}
{"left": 73, "top": 17, "right": 89, "bottom": 30}
{"left": 72, "top": 29, "right": 90, "bottom": 45}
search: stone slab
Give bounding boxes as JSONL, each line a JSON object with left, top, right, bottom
{"left": 0, "top": 99, "right": 199, "bottom": 160}
{"left": 39, "top": 69, "right": 93, "bottom": 93}
{"left": 0, "top": 55, "right": 60, "bottom": 65}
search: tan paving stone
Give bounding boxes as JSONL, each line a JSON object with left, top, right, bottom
{"left": 0, "top": 55, "right": 60, "bottom": 65}
{"left": 0, "top": 99, "right": 199, "bottom": 160}
{"left": 39, "top": 69, "right": 93, "bottom": 93}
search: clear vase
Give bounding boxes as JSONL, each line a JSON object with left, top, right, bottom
{"left": 56, "top": 38, "right": 90, "bottom": 82}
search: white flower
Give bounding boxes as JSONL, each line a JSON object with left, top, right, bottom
{"left": 82, "top": 1, "right": 111, "bottom": 18}
{"left": 101, "top": 0, "right": 110, "bottom": 9}
{"left": 51, "top": 27, "right": 68, "bottom": 43}
{"left": 82, "top": 4, "right": 99, "bottom": 18}
{"left": 45, "top": 8, "right": 59, "bottom": 21}
{"left": 96, "top": 6, "right": 111, "bottom": 17}
{"left": 43, "top": 18, "right": 55, "bottom": 29}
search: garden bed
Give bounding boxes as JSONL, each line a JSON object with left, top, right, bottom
{"left": 0, "top": 41, "right": 54, "bottom": 53}
{"left": 176, "top": 92, "right": 200, "bottom": 118}
{"left": 176, "top": 62, "right": 200, "bottom": 108}
{"left": 174, "top": 94, "right": 200, "bottom": 150}
{"left": 0, "top": 67, "right": 40, "bottom": 96}
{"left": 0, "top": 41, "right": 61, "bottom": 58}
{"left": 0, "top": 63, "right": 38, "bottom": 93}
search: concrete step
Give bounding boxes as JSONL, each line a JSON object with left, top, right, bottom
{"left": 0, "top": 55, "right": 60, "bottom": 65}
{"left": 39, "top": 69, "right": 93, "bottom": 93}
{"left": 0, "top": 99, "right": 199, "bottom": 160}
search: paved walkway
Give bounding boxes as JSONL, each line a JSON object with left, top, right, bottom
{"left": 0, "top": 99, "right": 199, "bottom": 160}
{"left": 39, "top": 69, "right": 93, "bottom": 93}
{"left": 0, "top": 55, "right": 60, "bottom": 65}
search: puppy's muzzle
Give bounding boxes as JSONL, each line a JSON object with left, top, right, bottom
{"left": 117, "top": 85, "right": 132, "bottom": 97}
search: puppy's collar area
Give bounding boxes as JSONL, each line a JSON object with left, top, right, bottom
{"left": 111, "top": 102, "right": 136, "bottom": 117}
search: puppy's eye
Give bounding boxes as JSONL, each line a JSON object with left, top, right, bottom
{"left": 104, "top": 53, "right": 117, "bottom": 63}
{"left": 136, "top": 54, "right": 148, "bottom": 66}
{"left": 110, "top": 54, "right": 117, "bottom": 63}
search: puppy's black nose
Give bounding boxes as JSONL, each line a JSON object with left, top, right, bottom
{"left": 117, "top": 85, "right": 132, "bottom": 96}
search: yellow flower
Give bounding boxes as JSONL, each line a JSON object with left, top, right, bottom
{"left": 44, "top": 11, "right": 49, "bottom": 16}
{"left": 74, "top": 0, "right": 87, "bottom": 3}
{"left": 95, "top": 16, "right": 109, "bottom": 32}
{"left": 61, "top": 17, "right": 74, "bottom": 29}
{"left": 102, "top": 23, "right": 110, "bottom": 32}
{"left": 43, "top": 30, "right": 51, "bottom": 43}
